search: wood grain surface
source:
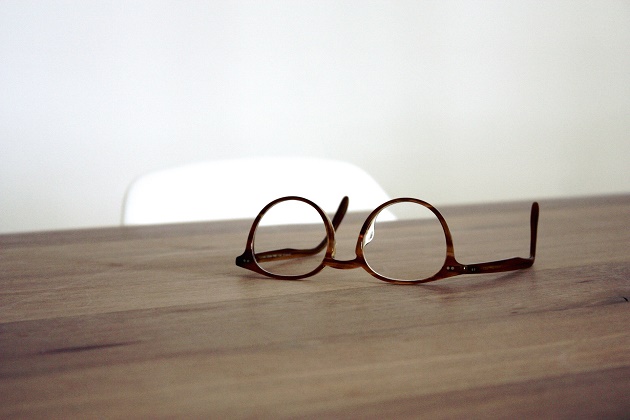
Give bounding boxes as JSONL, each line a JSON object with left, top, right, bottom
{"left": 1, "top": 195, "right": 629, "bottom": 418}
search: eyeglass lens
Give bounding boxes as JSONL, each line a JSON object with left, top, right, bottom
{"left": 253, "top": 199, "right": 328, "bottom": 276}
{"left": 362, "top": 202, "right": 446, "bottom": 281}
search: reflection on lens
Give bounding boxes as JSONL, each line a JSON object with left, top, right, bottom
{"left": 363, "top": 201, "right": 446, "bottom": 281}
{"left": 253, "top": 199, "right": 328, "bottom": 276}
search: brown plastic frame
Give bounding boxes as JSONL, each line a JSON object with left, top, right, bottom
{"left": 236, "top": 196, "right": 539, "bottom": 285}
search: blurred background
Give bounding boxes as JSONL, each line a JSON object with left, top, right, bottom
{"left": 1, "top": 0, "right": 629, "bottom": 233}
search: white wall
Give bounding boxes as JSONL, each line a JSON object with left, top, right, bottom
{"left": 1, "top": 1, "right": 629, "bottom": 233}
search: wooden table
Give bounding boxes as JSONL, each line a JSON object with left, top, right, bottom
{"left": 1, "top": 195, "right": 629, "bottom": 418}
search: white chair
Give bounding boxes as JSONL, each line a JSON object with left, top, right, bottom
{"left": 122, "top": 157, "right": 393, "bottom": 225}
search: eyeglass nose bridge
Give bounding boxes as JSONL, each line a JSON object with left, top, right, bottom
{"left": 323, "top": 256, "right": 363, "bottom": 270}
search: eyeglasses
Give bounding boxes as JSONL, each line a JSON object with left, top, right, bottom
{"left": 235, "top": 196, "right": 539, "bottom": 285}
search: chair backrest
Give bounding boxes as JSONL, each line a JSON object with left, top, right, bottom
{"left": 122, "top": 157, "right": 393, "bottom": 225}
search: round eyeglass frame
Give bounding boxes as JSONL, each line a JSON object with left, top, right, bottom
{"left": 236, "top": 196, "right": 538, "bottom": 285}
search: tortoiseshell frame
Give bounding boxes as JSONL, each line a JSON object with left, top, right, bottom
{"left": 236, "top": 196, "right": 539, "bottom": 285}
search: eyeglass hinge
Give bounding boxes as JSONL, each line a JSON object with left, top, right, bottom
{"left": 447, "top": 265, "right": 478, "bottom": 273}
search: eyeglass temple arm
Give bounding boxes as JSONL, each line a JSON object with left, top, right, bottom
{"left": 449, "top": 202, "right": 539, "bottom": 275}
{"left": 253, "top": 196, "right": 349, "bottom": 262}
